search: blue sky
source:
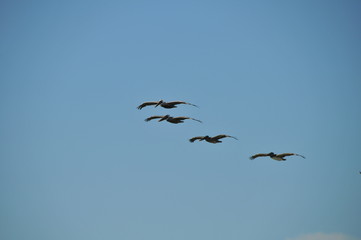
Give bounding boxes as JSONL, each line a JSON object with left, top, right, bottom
{"left": 1, "top": 1, "right": 361, "bottom": 240}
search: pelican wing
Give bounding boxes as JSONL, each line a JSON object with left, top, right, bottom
{"left": 174, "top": 117, "right": 202, "bottom": 123}
{"left": 189, "top": 136, "right": 205, "bottom": 142}
{"left": 137, "top": 101, "right": 159, "bottom": 110}
{"left": 249, "top": 153, "right": 270, "bottom": 160}
{"left": 145, "top": 115, "right": 165, "bottom": 122}
{"left": 213, "top": 134, "right": 238, "bottom": 140}
{"left": 168, "top": 101, "right": 198, "bottom": 108}
{"left": 277, "top": 153, "right": 305, "bottom": 158}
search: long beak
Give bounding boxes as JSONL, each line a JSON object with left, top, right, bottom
{"left": 158, "top": 116, "right": 167, "bottom": 121}
{"left": 155, "top": 100, "right": 163, "bottom": 107}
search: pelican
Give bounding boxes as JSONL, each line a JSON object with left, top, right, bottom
{"left": 250, "top": 152, "right": 305, "bottom": 161}
{"left": 137, "top": 100, "right": 198, "bottom": 110}
{"left": 189, "top": 135, "right": 238, "bottom": 144}
{"left": 145, "top": 115, "right": 202, "bottom": 124}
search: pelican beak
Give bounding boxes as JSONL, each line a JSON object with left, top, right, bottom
{"left": 155, "top": 100, "right": 163, "bottom": 107}
{"left": 158, "top": 116, "right": 167, "bottom": 122}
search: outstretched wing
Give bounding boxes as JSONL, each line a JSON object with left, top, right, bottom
{"left": 145, "top": 115, "right": 164, "bottom": 122}
{"left": 174, "top": 117, "right": 202, "bottom": 123}
{"left": 189, "top": 136, "right": 205, "bottom": 142}
{"left": 277, "top": 153, "right": 305, "bottom": 158}
{"left": 249, "top": 153, "right": 269, "bottom": 160}
{"left": 168, "top": 101, "right": 198, "bottom": 108}
{"left": 213, "top": 134, "right": 238, "bottom": 140}
{"left": 137, "top": 101, "right": 158, "bottom": 110}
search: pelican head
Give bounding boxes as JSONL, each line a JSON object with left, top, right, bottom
{"left": 155, "top": 100, "right": 164, "bottom": 107}
{"left": 158, "top": 115, "right": 169, "bottom": 122}
{"left": 203, "top": 135, "right": 211, "bottom": 141}
{"left": 268, "top": 152, "right": 276, "bottom": 157}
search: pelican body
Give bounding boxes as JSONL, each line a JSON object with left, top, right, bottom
{"left": 137, "top": 100, "right": 198, "bottom": 110}
{"left": 189, "top": 135, "right": 238, "bottom": 144}
{"left": 250, "top": 152, "right": 305, "bottom": 161}
{"left": 145, "top": 115, "right": 202, "bottom": 124}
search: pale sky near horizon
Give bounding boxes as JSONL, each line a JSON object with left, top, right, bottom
{"left": 1, "top": 1, "right": 361, "bottom": 240}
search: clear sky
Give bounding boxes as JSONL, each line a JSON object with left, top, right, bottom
{"left": 1, "top": 1, "right": 361, "bottom": 240}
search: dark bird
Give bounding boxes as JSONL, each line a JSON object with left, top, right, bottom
{"left": 189, "top": 134, "right": 238, "bottom": 144}
{"left": 250, "top": 152, "right": 305, "bottom": 161}
{"left": 145, "top": 115, "right": 202, "bottom": 124}
{"left": 137, "top": 100, "right": 198, "bottom": 110}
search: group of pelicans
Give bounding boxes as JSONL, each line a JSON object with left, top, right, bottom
{"left": 137, "top": 99, "right": 305, "bottom": 161}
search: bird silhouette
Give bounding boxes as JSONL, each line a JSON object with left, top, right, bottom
{"left": 137, "top": 100, "right": 198, "bottom": 110}
{"left": 145, "top": 115, "right": 202, "bottom": 124}
{"left": 250, "top": 152, "right": 305, "bottom": 161}
{"left": 189, "top": 134, "right": 238, "bottom": 144}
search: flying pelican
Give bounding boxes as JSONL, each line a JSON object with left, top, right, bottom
{"left": 249, "top": 152, "right": 305, "bottom": 161}
{"left": 189, "top": 135, "right": 238, "bottom": 144}
{"left": 145, "top": 115, "right": 202, "bottom": 124}
{"left": 137, "top": 100, "right": 198, "bottom": 110}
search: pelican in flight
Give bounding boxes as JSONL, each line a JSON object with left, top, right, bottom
{"left": 189, "top": 135, "right": 238, "bottom": 144}
{"left": 250, "top": 152, "right": 305, "bottom": 161}
{"left": 137, "top": 100, "right": 198, "bottom": 110}
{"left": 145, "top": 115, "right": 202, "bottom": 124}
